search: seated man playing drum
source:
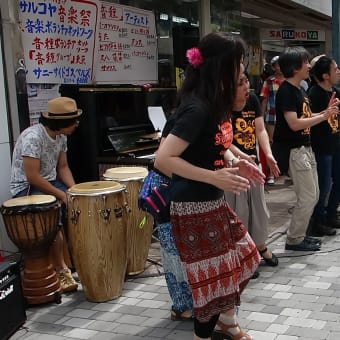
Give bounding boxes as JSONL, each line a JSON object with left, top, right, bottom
{"left": 9, "top": 96, "right": 81, "bottom": 293}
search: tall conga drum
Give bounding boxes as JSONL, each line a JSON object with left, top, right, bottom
{"left": 0, "top": 195, "right": 62, "bottom": 305}
{"left": 103, "top": 167, "right": 153, "bottom": 275}
{"left": 67, "top": 181, "right": 128, "bottom": 302}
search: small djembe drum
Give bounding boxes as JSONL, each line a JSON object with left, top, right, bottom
{"left": 0, "top": 195, "right": 62, "bottom": 305}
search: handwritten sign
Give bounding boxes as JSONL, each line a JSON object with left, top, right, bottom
{"left": 19, "top": 0, "right": 100, "bottom": 84}
{"left": 18, "top": 0, "right": 157, "bottom": 84}
{"left": 94, "top": 2, "right": 157, "bottom": 84}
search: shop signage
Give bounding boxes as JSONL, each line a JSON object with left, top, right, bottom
{"left": 18, "top": 0, "right": 158, "bottom": 84}
{"left": 261, "top": 29, "right": 325, "bottom": 41}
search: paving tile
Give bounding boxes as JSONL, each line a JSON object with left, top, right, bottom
{"left": 91, "top": 311, "right": 123, "bottom": 322}
{"left": 266, "top": 323, "right": 290, "bottom": 334}
{"left": 66, "top": 308, "right": 98, "bottom": 319}
{"left": 247, "top": 311, "right": 278, "bottom": 323}
{"left": 116, "top": 314, "right": 149, "bottom": 325}
{"left": 272, "top": 292, "right": 293, "bottom": 299}
{"left": 63, "top": 328, "right": 98, "bottom": 339}
{"left": 247, "top": 330, "right": 276, "bottom": 340}
{"left": 8, "top": 183, "right": 340, "bottom": 340}
{"left": 111, "top": 323, "right": 148, "bottom": 336}
{"left": 280, "top": 308, "right": 311, "bottom": 318}
{"left": 304, "top": 281, "right": 332, "bottom": 289}
{"left": 90, "top": 303, "right": 122, "bottom": 312}
{"left": 61, "top": 317, "right": 94, "bottom": 328}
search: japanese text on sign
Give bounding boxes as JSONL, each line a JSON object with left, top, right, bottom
{"left": 19, "top": 0, "right": 99, "bottom": 84}
{"left": 94, "top": 2, "right": 157, "bottom": 84}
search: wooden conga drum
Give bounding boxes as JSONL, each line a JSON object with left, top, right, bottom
{"left": 103, "top": 167, "right": 153, "bottom": 275}
{"left": 67, "top": 181, "right": 128, "bottom": 302}
{"left": 0, "top": 195, "right": 62, "bottom": 305}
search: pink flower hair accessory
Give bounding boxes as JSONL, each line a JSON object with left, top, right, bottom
{"left": 186, "top": 47, "right": 203, "bottom": 68}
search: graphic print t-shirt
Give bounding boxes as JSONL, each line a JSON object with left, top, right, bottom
{"left": 308, "top": 85, "right": 340, "bottom": 154}
{"left": 169, "top": 94, "right": 233, "bottom": 202}
{"left": 10, "top": 123, "right": 67, "bottom": 196}
{"left": 232, "top": 93, "right": 261, "bottom": 156}
{"left": 273, "top": 80, "right": 312, "bottom": 148}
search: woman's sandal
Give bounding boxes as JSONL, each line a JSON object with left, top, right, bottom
{"left": 170, "top": 309, "right": 193, "bottom": 321}
{"left": 258, "top": 247, "right": 279, "bottom": 267}
{"left": 211, "top": 320, "right": 252, "bottom": 340}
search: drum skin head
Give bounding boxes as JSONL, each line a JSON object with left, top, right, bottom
{"left": 3, "top": 195, "right": 56, "bottom": 207}
{"left": 103, "top": 166, "right": 148, "bottom": 181}
{"left": 68, "top": 181, "right": 124, "bottom": 194}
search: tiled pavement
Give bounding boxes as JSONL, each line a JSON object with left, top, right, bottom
{"left": 8, "top": 177, "right": 340, "bottom": 340}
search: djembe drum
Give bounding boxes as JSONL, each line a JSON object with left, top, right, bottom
{"left": 0, "top": 195, "right": 62, "bottom": 305}
{"left": 103, "top": 167, "right": 153, "bottom": 275}
{"left": 67, "top": 181, "right": 128, "bottom": 302}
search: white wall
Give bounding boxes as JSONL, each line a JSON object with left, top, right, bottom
{"left": 291, "top": 0, "right": 332, "bottom": 17}
{"left": 0, "top": 10, "right": 17, "bottom": 254}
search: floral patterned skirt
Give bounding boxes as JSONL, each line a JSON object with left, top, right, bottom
{"left": 170, "top": 196, "right": 260, "bottom": 322}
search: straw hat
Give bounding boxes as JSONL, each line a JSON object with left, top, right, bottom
{"left": 42, "top": 97, "right": 82, "bottom": 119}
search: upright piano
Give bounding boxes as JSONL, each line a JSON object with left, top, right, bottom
{"left": 59, "top": 85, "right": 177, "bottom": 183}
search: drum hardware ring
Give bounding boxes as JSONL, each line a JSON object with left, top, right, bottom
{"left": 124, "top": 202, "right": 132, "bottom": 213}
{"left": 69, "top": 197, "right": 81, "bottom": 224}
{"left": 113, "top": 206, "right": 123, "bottom": 218}
{"left": 99, "top": 194, "right": 111, "bottom": 221}
{"left": 70, "top": 209, "right": 80, "bottom": 224}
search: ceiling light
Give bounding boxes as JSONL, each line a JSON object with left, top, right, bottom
{"left": 241, "top": 11, "right": 260, "bottom": 19}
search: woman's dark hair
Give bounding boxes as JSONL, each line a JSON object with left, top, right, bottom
{"left": 39, "top": 115, "right": 79, "bottom": 131}
{"left": 310, "top": 55, "right": 334, "bottom": 84}
{"left": 279, "top": 46, "right": 310, "bottom": 78}
{"left": 177, "top": 32, "right": 246, "bottom": 121}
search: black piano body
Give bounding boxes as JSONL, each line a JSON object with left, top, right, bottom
{"left": 59, "top": 85, "right": 177, "bottom": 183}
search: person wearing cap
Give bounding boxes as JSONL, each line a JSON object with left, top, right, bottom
{"left": 260, "top": 55, "right": 284, "bottom": 185}
{"left": 9, "top": 96, "right": 82, "bottom": 293}
{"left": 273, "top": 47, "right": 340, "bottom": 252}
{"left": 307, "top": 55, "right": 340, "bottom": 236}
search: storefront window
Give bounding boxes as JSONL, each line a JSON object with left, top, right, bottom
{"left": 210, "top": 0, "right": 241, "bottom": 33}
{"left": 211, "top": 0, "right": 261, "bottom": 90}
{"left": 106, "top": 0, "right": 200, "bottom": 86}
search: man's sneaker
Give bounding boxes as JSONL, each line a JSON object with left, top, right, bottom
{"left": 285, "top": 238, "right": 321, "bottom": 251}
{"left": 326, "top": 215, "right": 340, "bottom": 228}
{"left": 58, "top": 268, "right": 78, "bottom": 293}
{"left": 305, "top": 236, "right": 322, "bottom": 245}
{"left": 307, "top": 221, "right": 336, "bottom": 237}
{"left": 266, "top": 176, "right": 275, "bottom": 185}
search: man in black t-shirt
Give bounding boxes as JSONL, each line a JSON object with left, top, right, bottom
{"left": 273, "top": 47, "right": 339, "bottom": 251}
{"left": 308, "top": 55, "right": 340, "bottom": 235}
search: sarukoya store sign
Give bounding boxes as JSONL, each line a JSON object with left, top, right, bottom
{"left": 261, "top": 29, "right": 325, "bottom": 41}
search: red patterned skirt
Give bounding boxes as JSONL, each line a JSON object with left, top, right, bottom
{"left": 170, "top": 196, "right": 260, "bottom": 322}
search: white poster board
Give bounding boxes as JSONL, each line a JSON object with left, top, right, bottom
{"left": 94, "top": 2, "right": 158, "bottom": 84}
{"left": 18, "top": 0, "right": 158, "bottom": 85}
{"left": 18, "top": 0, "right": 100, "bottom": 84}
